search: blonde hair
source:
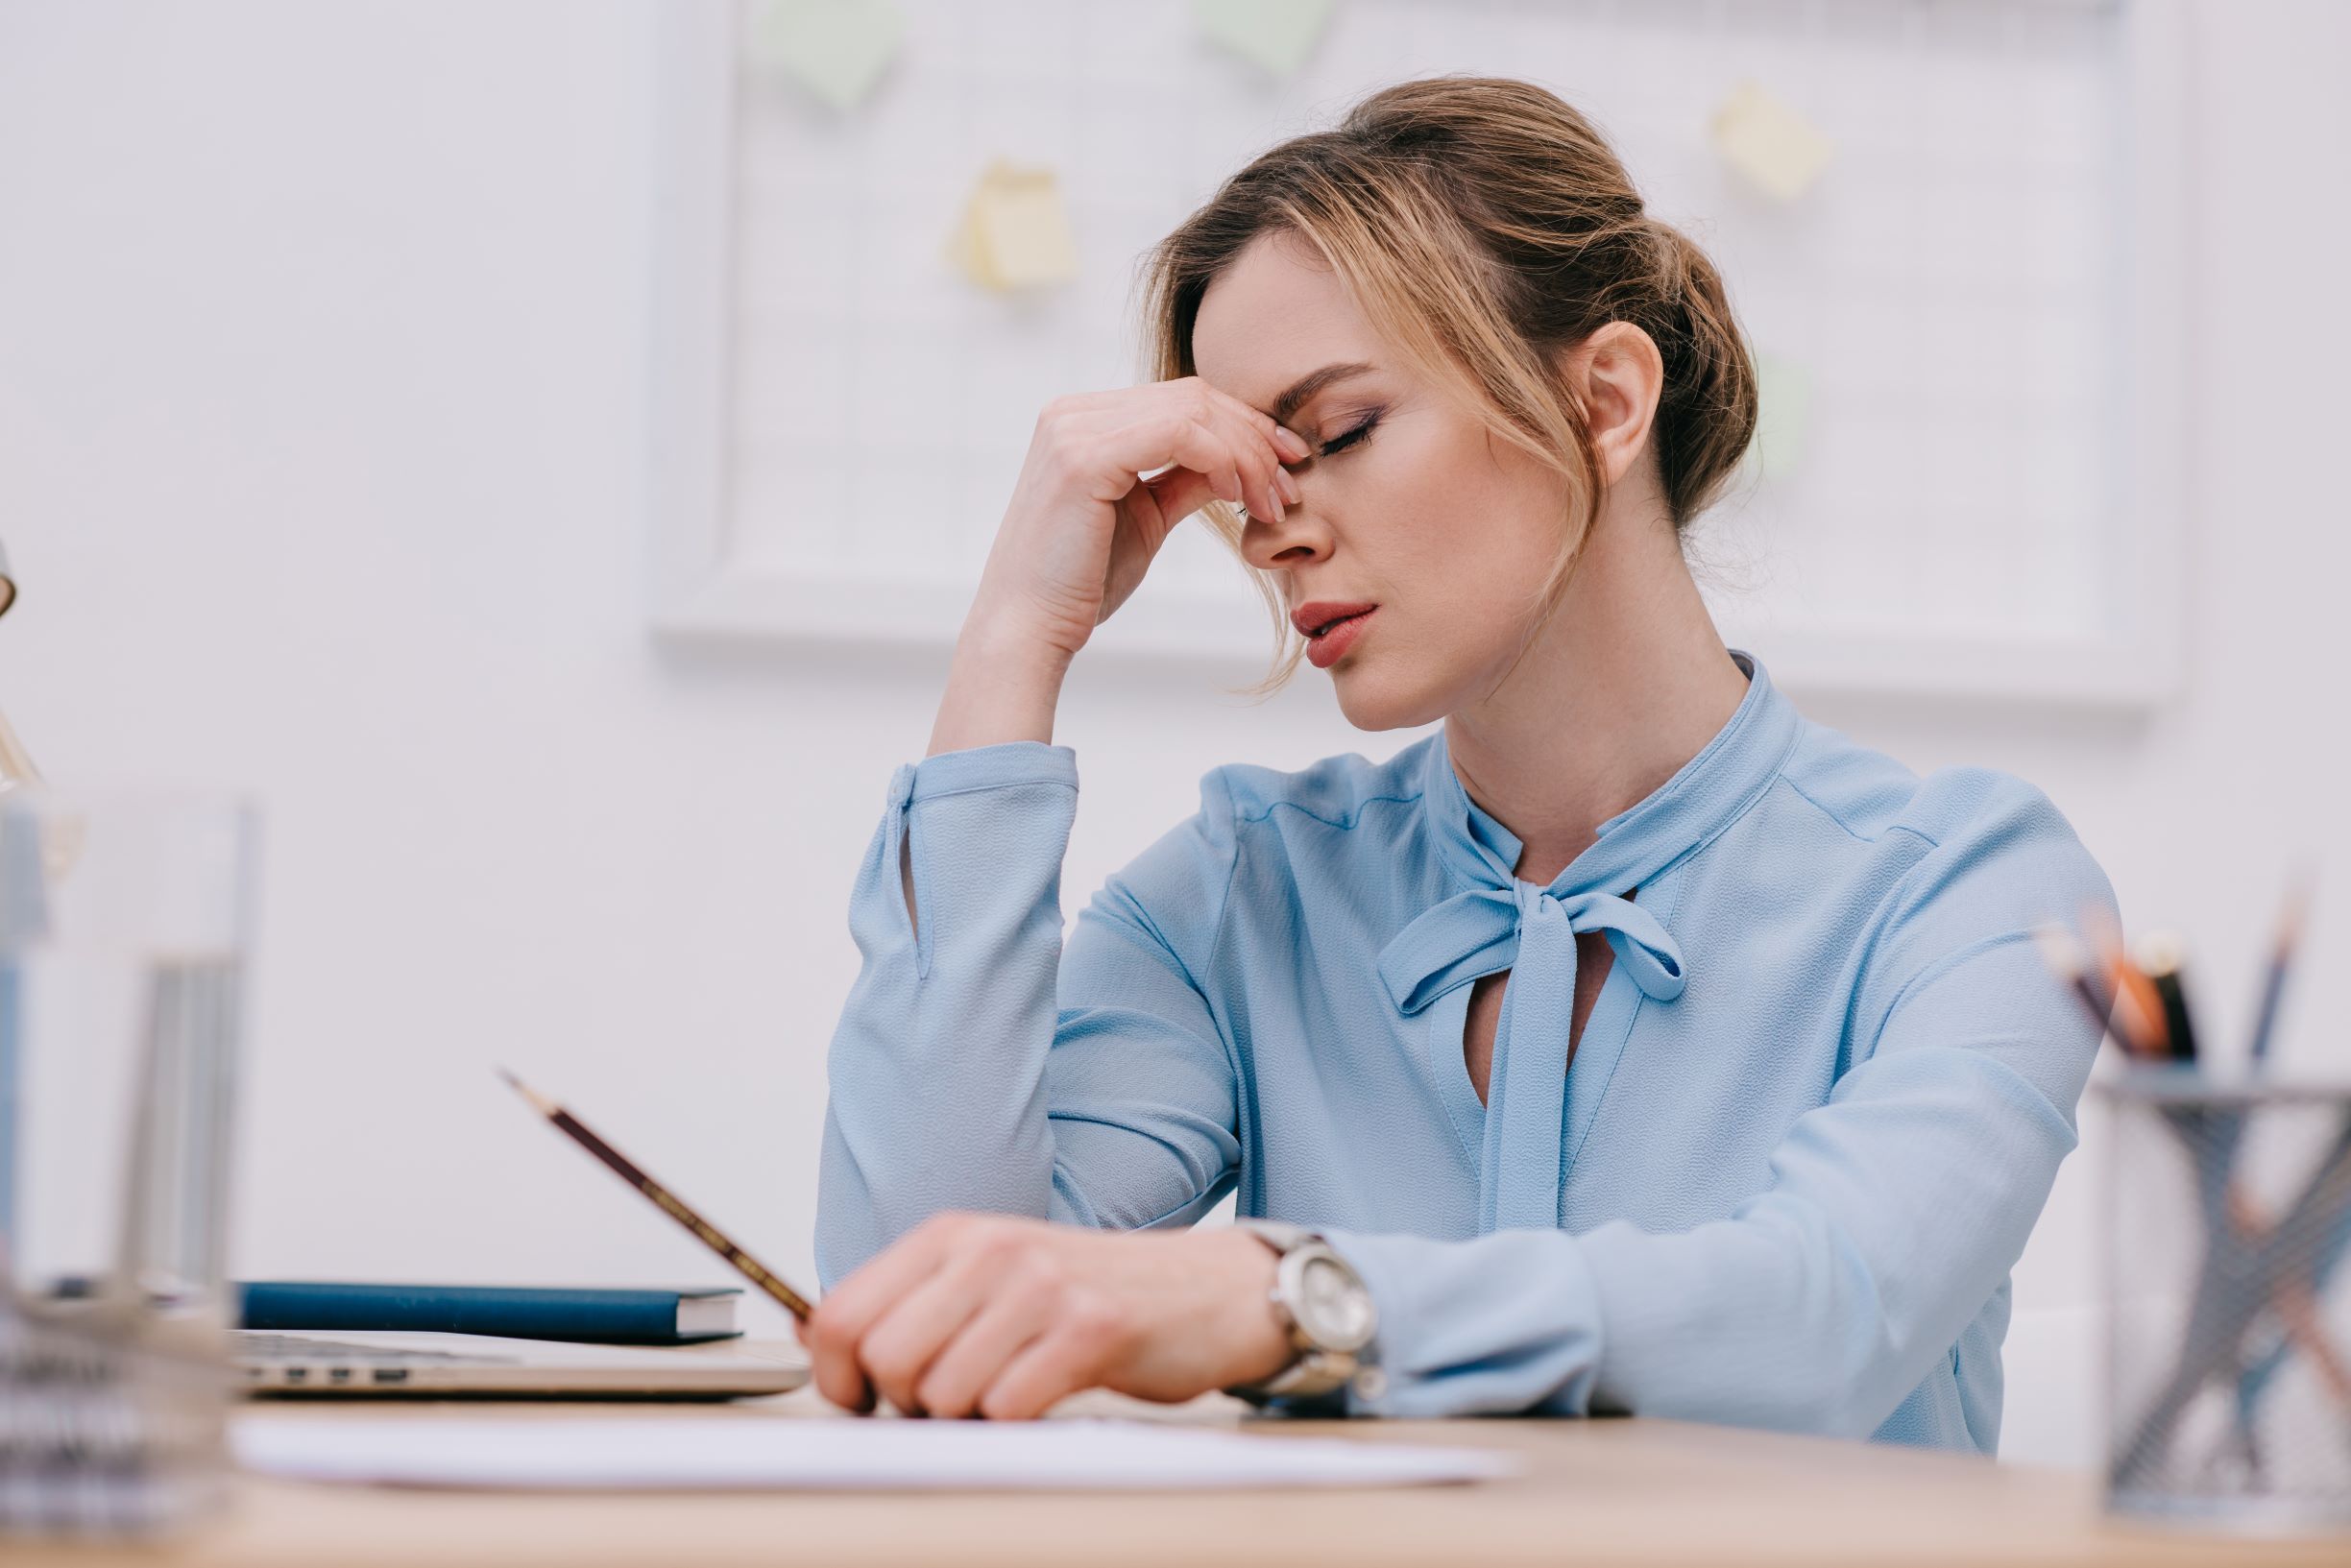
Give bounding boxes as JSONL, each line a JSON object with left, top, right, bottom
{"left": 1138, "top": 75, "right": 1758, "bottom": 692}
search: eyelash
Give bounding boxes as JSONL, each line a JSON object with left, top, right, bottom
{"left": 1318, "top": 413, "right": 1380, "bottom": 457}
{"left": 1236, "top": 413, "right": 1380, "bottom": 519}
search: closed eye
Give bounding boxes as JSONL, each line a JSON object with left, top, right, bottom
{"left": 1234, "top": 414, "right": 1381, "bottom": 522}
{"left": 1318, "top": 413, "right": 1379, "bottom": 457}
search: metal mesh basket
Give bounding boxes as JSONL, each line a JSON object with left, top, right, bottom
{"left": 2101, "top": 1073, "right": 2351, "bottom": 1529}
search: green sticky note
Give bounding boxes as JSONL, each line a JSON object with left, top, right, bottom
{"left": 750, "top": 0, "right": 905, "bottom": 113}
{"left": 1750, "top": 351, "right": 1811, "bottom": 480}
{"left": 1193, "top": 0, "right": 1335, "bottom": 78}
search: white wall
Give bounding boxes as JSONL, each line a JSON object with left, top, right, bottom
{"left": 1, "top": 0, "right": 2344, "bottom": 1470}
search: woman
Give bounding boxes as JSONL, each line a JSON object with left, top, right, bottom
{"left": 803, "top": 77, "right": 2114, "bottom": 1454}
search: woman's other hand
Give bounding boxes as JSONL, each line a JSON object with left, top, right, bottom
{"left": 795, "top": 1214, "right": 1295, "bottom": 1418}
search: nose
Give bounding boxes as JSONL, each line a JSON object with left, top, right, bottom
{"left": 1238, "top": 489, "right": 1331, "bottom": 572}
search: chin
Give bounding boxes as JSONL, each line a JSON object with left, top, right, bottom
{"left": 1327, "top": 661, "right": 1456, "bottom": 733}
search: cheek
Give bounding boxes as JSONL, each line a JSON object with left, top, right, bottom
{"left": 1353, "top": 426, "right": 1561, "bottom": 615}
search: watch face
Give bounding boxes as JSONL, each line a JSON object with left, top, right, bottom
{"left": 1295, "top": 1253, "right": 1376, "bottom": 1352}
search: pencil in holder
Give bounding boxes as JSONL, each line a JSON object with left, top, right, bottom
{"left": 2100, "top": 1069, "right": 2351, "bottom": 1530}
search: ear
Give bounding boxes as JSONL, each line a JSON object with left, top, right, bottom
{"left": 1559, "top": 322, "right": 1664, "bottom": 487}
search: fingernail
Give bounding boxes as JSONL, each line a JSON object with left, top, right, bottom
{"left": 1275, "top": 469, "right": 1302, "bottom": 505}
{"left": 1274, "top": 426, "right": 1311, "bottom": 461}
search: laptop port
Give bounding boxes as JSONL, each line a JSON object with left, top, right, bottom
{"left": 327, "top": 1367, "right": 353, "bottom": 1385}
{"left": 283, "top": 1367, "right": 308, "bottom": 1384}
{"left": 372, "top": 1368, "right": 409, "bottom": 1385}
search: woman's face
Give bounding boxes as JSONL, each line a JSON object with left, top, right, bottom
{"left": 1190, "top": 231, "right": 1571, "bottom": 732}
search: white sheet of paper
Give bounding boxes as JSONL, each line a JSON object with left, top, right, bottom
{"left": 233, "top": 1415, "right": 1519, "bottom": 1492}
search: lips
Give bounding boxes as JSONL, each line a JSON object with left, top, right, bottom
{"left": 1293, "top": 601, "right": 1377, "bottom": 670}
{"left": 1290, "top": 601, "right": 1377, "bottom": 639}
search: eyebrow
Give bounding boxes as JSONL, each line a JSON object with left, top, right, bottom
{"left": 1264, "top": 361, "right": 1379, "bottom": 427}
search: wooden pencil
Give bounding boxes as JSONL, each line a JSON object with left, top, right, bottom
{"left": 499, "top": 1068, "right": 814, "bottom": 1322}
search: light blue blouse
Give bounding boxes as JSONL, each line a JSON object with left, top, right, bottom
{"left": 815, "top": 651, "right": 2116, "bottom": 1452}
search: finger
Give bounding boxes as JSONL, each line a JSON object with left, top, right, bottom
{"left": 1090, "top": 411, "right": 1244, "bottom": 515}
{"left": 1181, "top": 375, "right": 1309, "bottom": 459}
{"left": 1198, "top": 397, "right": 1288, "bottom": 525}
{"left": 913, "top": 1272, "right": 1058, "bottom": 1419}
{"left": 1140, "top": 464, "right": 1221, "bottom": 528}
{"left": 1066, "top": 389, "right": 1298, "bottom": 527}
{"left": 976, "top": 1317, "right": 1117, "bottom": 1422}
{"left": 1055, "top": 407, "right": 1238, "bottom": 516}
{"left": 807, "top": 1217, "right": 966, "bottom": 1411}
{"left": 857, "top": 1261, "right": 993, "bottom": 1416}
{"left": 1198, "top": 379, "right": 1313, "bottom": 477}
{"left": 1068, "top": 382, "right": 1299, "bottom": 523}
{"left": 806, "top": 1311, "right": 879, "bottom": 1414}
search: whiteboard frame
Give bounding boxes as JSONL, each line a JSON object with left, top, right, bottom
{"left": 645, "top": 0, "right": 2191, "bottom": 708}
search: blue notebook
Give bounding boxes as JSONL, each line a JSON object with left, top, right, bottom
{"left": 235, "top": 1282, "right": 744, "bottom": 1346}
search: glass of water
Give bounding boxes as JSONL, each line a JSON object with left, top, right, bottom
{"left": 0, "top": 788, "right": 260, "bottom": 1535}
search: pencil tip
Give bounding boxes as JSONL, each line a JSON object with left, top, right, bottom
{"left": 497, "top": 1066, "right": 556, "bottom": 1116}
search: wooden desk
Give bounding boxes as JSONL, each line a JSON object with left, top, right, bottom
{"left": 17, "top": 1375, "right": 2349, "bottom": 1567}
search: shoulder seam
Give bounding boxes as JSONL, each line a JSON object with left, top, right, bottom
{"left": 1205, "top": 767, "right": 1245, "bottom": 988}
{"left": 1777, "top": 772, "right": 1945, "bottom": 853}
{"left": 1234, "top": 790, "right": 1425, "bottom": 832}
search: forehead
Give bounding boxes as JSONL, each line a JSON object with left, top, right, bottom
{"left": 1190, "top": 231, "right": 1384, "bottom": 409}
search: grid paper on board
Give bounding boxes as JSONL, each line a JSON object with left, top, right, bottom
{"left": 674, "top": 0, "right": 2159, "bottom": 695}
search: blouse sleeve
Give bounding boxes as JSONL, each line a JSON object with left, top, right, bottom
{"left": 1317, "top": 779, "right": 2116, "bottom": 1439}
{"left": 813, "top": 741, "right": 1243, "bottom": 1290}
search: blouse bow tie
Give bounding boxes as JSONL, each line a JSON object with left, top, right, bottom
{"left": 1377, "top": 877, "right": 1687, "bottom": 1234}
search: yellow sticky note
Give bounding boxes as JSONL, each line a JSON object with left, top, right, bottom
{"left": 944, "top": 159, "right": 1078, "bottom": 292}
{"left": 1709, "top": 82, "right": 1833, "bottom": 203}
{"left": 1749, "top": 351, "right": 1811, "bottom": 480}
{"left": 1193, "top": 0, "right": 1335, "bottom": 78}
{"left": 749, "top": 0, "right": 904, "bottom": 113}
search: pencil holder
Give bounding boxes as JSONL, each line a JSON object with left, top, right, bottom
{"left": 2100, "top": 1071, "right": 2351, "bottom": 1530}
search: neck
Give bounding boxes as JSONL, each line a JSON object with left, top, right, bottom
{"left": 1442, "top": 503, "right": 1750, "bottom": 887}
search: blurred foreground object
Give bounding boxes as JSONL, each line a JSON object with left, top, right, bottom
{"left": 0, "top": 538, "right": 35, "bottom": 796}
{"left": 0, "top": 790, "right": 259, "bottom": 1538}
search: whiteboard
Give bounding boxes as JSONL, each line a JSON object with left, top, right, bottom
{"left": 647, "top": 0, "right": 2188, "bottom": 706}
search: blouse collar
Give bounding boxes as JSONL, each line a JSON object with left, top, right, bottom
{"left": 1418, "top": 648, "right": 1801, "bottom": 901}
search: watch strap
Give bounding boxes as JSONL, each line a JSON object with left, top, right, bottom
{"left": 1223, "top": 1220, "right": 1372, "bottom": 1405}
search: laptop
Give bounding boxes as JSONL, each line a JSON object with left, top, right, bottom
{"left": 236, "top": 1329, "right": 810, "bottom": 1398}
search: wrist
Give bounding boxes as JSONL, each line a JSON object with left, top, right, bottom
{"left": 928, "top": 616, "right": 1072, "bottom": 757}
{"left": 956, "top": 607, "right": 1079, "bottom": 680}
{"left": 1212, "top": 1227, "right": 1296, "bottom": 1388}
{"left": 1218, "top": 1221, "right": 1379, "bottom": 1407}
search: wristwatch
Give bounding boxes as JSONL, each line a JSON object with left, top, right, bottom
{"left": 1222, "top": 1219, "right": 1379, "bottom": 1404}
